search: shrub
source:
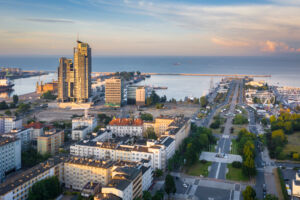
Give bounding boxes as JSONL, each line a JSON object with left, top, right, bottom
{"left": 232, "top": 161, "right": 242, "bottom": 168}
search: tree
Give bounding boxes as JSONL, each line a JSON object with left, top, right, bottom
{"left": 4, "top": 110, "right": 11, "bottom": 116}
{"left": 145, "top": 127, "right": 157, "bottom": 140}
{"left": 140, "top": 113, "right": 153, "bottom": 121}
{"left": 233, "top": 114, "right": 248, "bottom": 125}
{"left": 41, "top": 91, "right": 57, "bottom": 100}
{"left": 152, "top": 191, "right": 164, "bottom": 200}
{"left": 242, "top": 186, "right": 256, "bottom": 200}
{"left": 0, "top": 101, "right": 9, "bottom": 110}
{"left": 164, "top": 174, "right": 176, "bottom": 196}
{"left": 142, "top": 191, "right": 152, "bottom": 200}
{"left": 13, "top": 95, "right": 19, "bottom": 105}
{"left": 28, "top": 176, "right": 61, "bottom": 200}
{"left": 200, "top": 96, "right": 208, "bottom": 108}
{"left": 154, "top": 169, "right": 163, "bottom": 177}
{"left": 98, "top": 114, "right": 112, "bottom": 126}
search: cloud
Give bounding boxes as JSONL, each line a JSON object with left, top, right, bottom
{"left": 211, "top": 37, "right": 250, "bottom": 47}
{"left": 25, "top": 18, "right": 74, "bottom": 23}
{"left": 261, "top": 40, "right": 300, "bottom": 52}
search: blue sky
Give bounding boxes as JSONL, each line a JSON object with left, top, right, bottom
{"left": 0, "top": 0, "right": 300, "bottom": 56}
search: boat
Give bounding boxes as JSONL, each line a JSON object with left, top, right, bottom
{"left": 0, "top": 78, "right": 14, "bottom": 92}
{"left": 173, "top": 62, "right": 181, "bottom": 66}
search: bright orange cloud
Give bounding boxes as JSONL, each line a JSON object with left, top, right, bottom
{"left": 211, "top": 37, "right": 249, "bottom": 47}
{"left": 261, "top": 40, "right": 300, "bottom": 53}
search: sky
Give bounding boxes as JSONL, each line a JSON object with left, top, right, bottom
{"left": 0, "top": 0, "right": 300, "bottom": 56}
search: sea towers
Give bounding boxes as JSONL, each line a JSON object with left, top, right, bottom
{"left": 58, "top": 41, "right": 91, "bottom": 103}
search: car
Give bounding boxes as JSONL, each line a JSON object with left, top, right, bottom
{"left": 183, "top": 183, "right": 188, "bottom": 188}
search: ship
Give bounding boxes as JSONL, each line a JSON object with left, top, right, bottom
{"left": 0, "top": 78, "right": 14, "bottom": 92}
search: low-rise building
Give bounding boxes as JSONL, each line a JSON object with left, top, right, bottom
{"left": 143, "top": 116, "right": 175, "bottom": 136}
{"left": 292, "top": 171, "right": 300, "bottom": 198}
{"left": 0, "top": 136, "right": 21, "bottom": 181}
{"left": 72, "top": 126, "right": 89, "bottom": 141}
{"left": 107, "top": 118, "right": 144, "bottom": 137}
{"left": 81, "top": 182, "right": 101, "bottom": 198}
{"left": 37, "top": 130, "right": 64, "bottom": 155}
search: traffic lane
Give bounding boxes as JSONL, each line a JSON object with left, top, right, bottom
{"left": 174, "top": 177, "right": 189, "bottom": 194}
{"left": 208, "top": 162, "right": 219, "bottom": 178}
{"left": 255, "top": 171, "right": 265, "bottom": 200}
{"left": 194, "top": 185, "right": 231, "bottom": 200}
{"left": 276, "top": 162, "right": 300, "bottom": 169}
{"left": 217, "top": 163, "right": 227, "bottom": 180}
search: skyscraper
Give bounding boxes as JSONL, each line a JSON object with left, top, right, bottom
{"left": 74, "top": 41, "right": 91, "bottom": 103}
{"left": 57, "top": 41, "right": 91, "bottom": 103}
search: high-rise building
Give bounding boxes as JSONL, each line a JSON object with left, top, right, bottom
{"left": 105, "top": 78, "right": 123, "bottom": 107}
{"left": 136, "top": 86, "right": 146, "bottom": 106}
{"left": 74, "top": 41, "right": 91, "bottom": 103}
{"left": 37, "top": 130, "right": 64, "bottom": 155}
{"left": 57, "top": 41, "right": 91, "bottom": 103}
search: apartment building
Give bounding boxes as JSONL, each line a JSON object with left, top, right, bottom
{"left": 3, "top": 128, "right": 32, "bottom": 150}
{"left": 105, "top": 78, "right": 123, "bottom": 107}
{"left": 0, "top": 136, "right": 21, "bottom": 181}
{"left": 72, "top": 126, "right": 89, "bottom": 141}
{"left": 0, "top": 116, "right": 22, "bottom": 134}
{"left": 64, "top": 157, "right": 115, "bottom": 190}
{"left": 70, "top": 136, "right": 175, "bottom": 170}
{"left": 0, "top": 156, "right": 65, "bottom": 200}
{"left": 72, "top": 114, "right": 97, "bottom": 139}
{"left": 162, "top": 116, "right": 191, "bottom": 150}
{"left": 136, "top": 86, "right": 146, "bottom": 106}
{"left": 24, "top": 121, "right": 44, "bottom": 140}
{"left": 143, "top": 116, "right": 175, "bottom": 136}
{"left": 37, "top": 130, "right": 64, "bottom": 155}
{"left": 107, "top": 118, "right": 144, "bottom": 137}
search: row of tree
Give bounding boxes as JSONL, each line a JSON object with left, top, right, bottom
{"left": 146, "top": 91, "right": 167, "bottom": 106}
{"left": 28, "top": 176, "right": 61, "bottom": 200}
{"left": 233, "top": 114, "right": 249, "bottom": 125}
{"left": 168, "top": 125, "right": 216, "bottom": 170}
{"left": 236, "top": 129, "right": 256, "bottom": 177}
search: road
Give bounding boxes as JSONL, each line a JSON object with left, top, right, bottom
{"left": 208, "top": 80, "right": 240, "bottom": 180}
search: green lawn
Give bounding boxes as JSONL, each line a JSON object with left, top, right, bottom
{"left": 230, "top": 139, "right": 239, "bottom": 155}
{"left": 226, "top": 164, "right": 249, "bottom": 181}
{"left": 283, "top": 132, "right": 300, "bottom": 155}
{"left": 186, "top": 161, "right": 212, "bottom": 177}
{"left": 232, "top": 124, "right": 248, "bottom": 135}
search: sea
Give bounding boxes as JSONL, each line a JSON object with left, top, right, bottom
{"left": 0, "top": 56, "right": 299, "bottom": 100}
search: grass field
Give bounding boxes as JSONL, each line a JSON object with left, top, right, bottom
{"left": 283, "top": 132, "right": 300, "bottom": 155}
{"left": 186, "top": 161, "right": 212, "bottom": 177}
{"left": 230, "top": 139, "right": 239, "bottom": 155}
{"left": 226, "top": 164, "right": 249, "bottom": 181}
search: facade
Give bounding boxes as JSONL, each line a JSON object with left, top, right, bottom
{"left": 136, "top": 86, "right": 146, "bottom": 106}
{"left": 127, "top": 85, "right": 138, "bottom": 104}
{"left": 0, "top": 136, "right": 21, "bottom": 181}
{"left": 36, "top": 80, "right": 58, "bottom": 94}
{"left": 72, "top": 126, "right": 89, "bottom": 141}
{"left": 0, "top": 116, "right": 22, "bottom": 134}
{"left": 72, "top": 114, "right": 97, "bottom": 134}
{"left": 70, "top": 136, "right": 175, "bottom": 170}
{"left": 292, "top": 172, "right": 300, "bottom": 198}
{"left": 2, "top": 128, "right": 32, "bottom": 150}
{"left": 57, "top": 40, "right": 91, "bottom": 103}
{"left": 37, "top": 130, "right": 64, "bottom": 155}
{"left": 24, "top": 122, "right": 44, "bottom": 140}
{"left": 0, "top": 156, "right": 65, "bottom": 200}
{"left": 73, "top": 41, "right": 92, "bottom": 103}
{"left": 64, "top": 157, "right": 114, "bottom": 191}
{"left": 105, "top": 78, "right": 123, "bottom": 107}
{"left": 143, "top": 116, "right": 175, "bottom": 136}
{"left": 107, "top": 118, "right": 144, "bottom": 137}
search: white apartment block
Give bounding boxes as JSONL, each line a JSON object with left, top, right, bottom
{"left": 72, "top": 126, "right": 89, "bottom": 141}
{"left": 0, "top": 136, "right": 21, "bottom": 181}
{"left": 3, "top": 128, "right": 33, "bottom": 150}
{"left": 70, "top": 137, "right": 175, "bottom": 170}
{"left": 101, "top": 179, "right": 133, "bottom": 200}
{"left": 72, "top": 115, "right": 97, "bottom": 134}
{"left": 0, "top": 116, "right": 22, "bottom": 134}
{"left": 140, "top": 165, "right": 152, "bottom": 191}
{"left": 107, "top": 118, "right": 144, "bottom": 137}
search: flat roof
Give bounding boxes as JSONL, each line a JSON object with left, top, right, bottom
{"left": 0, "top": 136, "right": 18, "bottom": 147}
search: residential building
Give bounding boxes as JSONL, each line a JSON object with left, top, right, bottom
{"left": 2, "top": 128, "right": 32, "bottom": 150}
{"left": 0, "top": 156, "right": 66, "bottom": 200}
{"left": 73, "top": 40, "right": 92, "bottom": 103}
{"left": 72, "top": 114, "right": 97, "bottom": 134}
{"left": 57, "top": 40, "right": 91, "bottom": 103}
{"left": 70, "top": 136, "right": 175, "bottom": 170}
{"left": 64, "top": 157, "right": 114, "bottom": 191}
{"left": 143, "top": 115, "right": 175, "bottom": 136}
{"left": 0, "top": 116, "right": 22, "bottom": 134}
{"left": 136, "top": 86, "right": 146, "bottom": 106}
{"left": 81, "top": 182, "right": 101, "bottom": 198}
{"left": 107, "top": 118, "right": 144, "bottom": 137}
{"left": 24, "top": 122, "right": 44, "bottom": 140}
{"left": 0, "top": 136, "right": 21, "bottom": 181}
{"left": 37, "top": 130, "right": 64, "bottom": 155}
{"left": 105, "top": 78, "right": 123, "bottom": 107}
{"left": 292, "top": 171, "right": 300, "bottom": 198}
{"left": 127, "top": 85, "right": 138, "bottom": 104}
{"left": 72, "top": 126, "right": 89, "bottom": 141}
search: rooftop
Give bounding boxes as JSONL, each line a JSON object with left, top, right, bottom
{"left": 24, "top": 121, "right": 44, "bottom": 129}
{"left": 82, "top": 181, "right": 100, "bottom": 190}
{"left": 0, "top": 156, "right": 67, "bottom": 195}
{"left": 66, "top": 157, "right": 115, "bottom": 169}
{"left": 0, "top": 136, "right": 18, "bottom": 147}
{"left": 95, "top": 193, "right": 122, "bottom": 200}
{"left": 108, "top": 118, "right": 143, "bottom": 126}
{"left": 73, "top": 126, "right": 88, "bottom": 131}
{"left": 105, "top": 179, "right": 131, "bottom": 191}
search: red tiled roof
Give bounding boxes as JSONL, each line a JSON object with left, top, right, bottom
{"left": 24, "top": 122, "right": 44, "bottom": 129}
{"left": 109, "top": 118, "right": 143, "bottom": 126}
